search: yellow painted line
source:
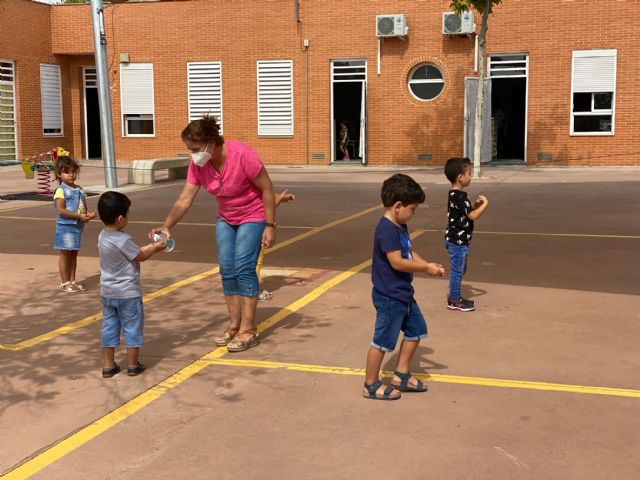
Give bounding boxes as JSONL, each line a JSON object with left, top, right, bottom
{"left": 0, "top": 204, "right": 382, "bottom": 350}
{"left": 206, "top": 358, "right": 640, "bottom": 399}
{"left": 419, "top": 229, "right": 640, "bottom": 240}
{"left": 262, "top": 204, "right": 381, "bottom": 253}
{"left": 0, "top": 267, "right": 219, "bottom": 351}
{"left": 475, "top": 230, "right": 640, "bottom": 240}
{"left": 0, "top": 216, "right": 315, "bottom": 229}
{"left": 0, "top": 347, "right": 227, "bottom": 480}
{"left": 0, "top": 243, "right": 386, "bottom": 478}
{"left": 255, "top": 229, "right": 424, "bottom": 333}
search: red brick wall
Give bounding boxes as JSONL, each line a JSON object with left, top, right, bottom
{"left": 487, "top": 0, "right": 639, "bottom": 166}
{"left": 0, "top": 0, "right": 74, "bottom": 160}
{"left": 7, "top": 0, "right": 640, "bottom": 166}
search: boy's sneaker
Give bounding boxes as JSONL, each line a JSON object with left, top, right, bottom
{"left": 447, "top": 297, "right": 475, "bottom": 312}
{"left": 102, "top": 364, "right": 121, "bottom": 378}
{"left": 127, "top": 363, "right": 146, "bottom": 376}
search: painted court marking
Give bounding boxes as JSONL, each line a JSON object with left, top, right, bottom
{"left": 4, "top": 214, "right": 638, "bottom": 239}
{"left": 206, "top": 358, "right": 640, "bottom": 399}
{"left": 0, "top": 204, "right": 380, "bottom": 351}
{"left": 0, "top": 215, "right": 315, "bottom": 229}
{"left": 0, "top": 231, "right": 394, "bottom": 479}
{"left": 3, "top": 227, "right": 639, "bottom": 479}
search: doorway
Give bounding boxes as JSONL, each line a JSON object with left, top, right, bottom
{"left": 331, "top": 60, "right": 366, "bottom": 164}
{"left": 489, "top": 54, "right": 528, "bottom": 163}
{"left": 83, "top": 67, "right": 101, "bottom": 159}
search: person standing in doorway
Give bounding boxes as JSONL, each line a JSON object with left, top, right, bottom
{"left": 339, "top": 119, "right": 350, "bottom": 160}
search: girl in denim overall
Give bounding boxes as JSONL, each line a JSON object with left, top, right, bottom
{"left": 53, "top": 157, "right": 96, "bottom": 292}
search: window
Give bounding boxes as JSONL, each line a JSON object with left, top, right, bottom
{"left": 257, "top": 60, "right": 293, "bottom": 136}
{"left": 120, "top": 63, "right": 155, "bottom": 137}
{"left": 571, "top": 50, "right": 616, "bottom": 135}
{"left": 187, "top": 61, "right": 223, "bottom": 132}
{"left": 124, "top": 114, "right": 154, "bottom": 136}
{"left": 408, "top": 64, "right": 444, "bottom": 101}
{"left": 40, "top": 64, "right": 63, "bottom": 136}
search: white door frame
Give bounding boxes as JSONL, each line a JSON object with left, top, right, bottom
{"left": 82, "top": 66, "right": 97, "bottom": 160}
{"left": 488, "top": 53, "right": 529, "bottom": 163}
{"left": 0, "top": 59, "right": 18, "bottom": 161}
{"left": 330, "top": 59, "right": 367, "bottom": 164}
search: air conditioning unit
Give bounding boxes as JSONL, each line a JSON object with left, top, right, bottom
{"left": 442, "top": 11, "right": 475, "bottom": 35}
{"left": 376, "top": 14, "right": 408, "bottom": 38}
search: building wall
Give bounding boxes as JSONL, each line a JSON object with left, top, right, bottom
{"left": 8, "top": 0, "right": 640, "bottom": 166}
{"left": 0, "top": 0, "right": 74, "bottom": 160}
{"left": 487, "top": 0, "right": 639, "bottom": 166}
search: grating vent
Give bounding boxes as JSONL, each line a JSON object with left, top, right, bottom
{"left": 536, "top": 152, "right": 553, "bottom": 162}
{"left": 376, "top": 14, "right": 407, "bottom": 38}
{"left": 417, "top": 153, "right": 432, "bottom": 161}
{"left": 311, "top": 152, "right": 325, "bottom": 160}
{"left": 442, "top": 11, "right": 474, "bottom": 35}
{"left": 444, "top": 15, "right": 461, "bottom": 33}
{"left": 377, "top": 17, "right": 394, "bottom": 35}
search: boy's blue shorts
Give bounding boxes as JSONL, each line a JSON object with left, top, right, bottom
{"left": 101, "top": 297, "right": 144, "bottom": 347}
{"left": 371, "top": 288, "right": 428, "bottom": 352}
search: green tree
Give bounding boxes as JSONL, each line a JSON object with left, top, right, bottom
{"left": 451, "top": 0, "right": 503, "bottom": 178}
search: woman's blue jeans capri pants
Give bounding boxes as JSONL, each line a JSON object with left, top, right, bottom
{"left": 216, "top": 218, "right": 265, "bottom": 297}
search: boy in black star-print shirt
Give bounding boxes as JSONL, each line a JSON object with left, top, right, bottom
{"left": 444, "top": 157, "right": 489, "bottom": 312}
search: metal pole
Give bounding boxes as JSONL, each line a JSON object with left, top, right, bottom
{"left": 89, "top": 0, "right": 117, "bottom": 188}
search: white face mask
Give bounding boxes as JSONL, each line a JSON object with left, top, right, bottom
{"left": 191, "top": 144, "right": 211, "bottom": 166}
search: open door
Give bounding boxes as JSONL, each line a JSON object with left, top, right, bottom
{"left": 359, "top": 81, "right": 366, "bottom": 165}
{"left": 331, "top": 60, "right": 367, "bottom": 164}
{"left": 464, "top": 77, "right": 492, "bottom": 164}
{"left": 83, "top": 67, "right": 102, "bottom": 159}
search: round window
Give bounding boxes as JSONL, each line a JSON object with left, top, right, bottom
{"left": 408, "top": 64, "right": 444, "bottom": 101}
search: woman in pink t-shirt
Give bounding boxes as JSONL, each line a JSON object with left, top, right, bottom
{"left": 150, "top": 116, "right": 276, "bottom": 352}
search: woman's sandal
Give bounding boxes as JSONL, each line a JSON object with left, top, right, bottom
{"left": 72, "top": 281, "right": 87, "bottom": 291}
{"left": 363, "top": 379, "right": 401, "bottom": 401}
{"left": 214, "top": 326, "right": 240, "bottom": 346}
{"left": 390, "top": 370, "right": 428, "bottom": 392}
{"left": 226, "top": 329, "right": 260, "bottom": 352}
{"left": 60, "top": 281, "right": 80, "bottom": 293}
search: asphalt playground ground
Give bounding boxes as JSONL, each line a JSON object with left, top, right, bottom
{"left": 1, "top": 163, "right": 639, "bottom": 479}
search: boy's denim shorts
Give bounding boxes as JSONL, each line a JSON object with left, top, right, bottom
{"left": 101, "top": 297, "right": 144, "bottom": 347}
{"left": 54, "top": 223, "right": 83, "bottom": 250}
{"left": 371, "top": 288, "right": 428, "bottom": 352}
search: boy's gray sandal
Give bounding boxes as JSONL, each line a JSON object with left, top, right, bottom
{"left": 391, "top": 371, "right": 428, "bottom": 392}
{"left": 363, "top": 380, "right": 401, "bottom": 401}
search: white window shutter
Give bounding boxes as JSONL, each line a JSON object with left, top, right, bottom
{"left": 187, "top": 61, "right": 223, "bottom": 133}
{"left": 573, "top": 50, "right": 616, "bottom": 93}
{"left": 120, "top": 63, "right": 154, "bottom": 115}
{"left": 40, "top": 64, "right": 63, "bottom": 135}
{"left": 257, "top": 60, "right": 293, "bottom": 136}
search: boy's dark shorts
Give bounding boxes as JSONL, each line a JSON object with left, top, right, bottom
{"left": 371, "top": 288, "right": 428, "bottom": 352}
